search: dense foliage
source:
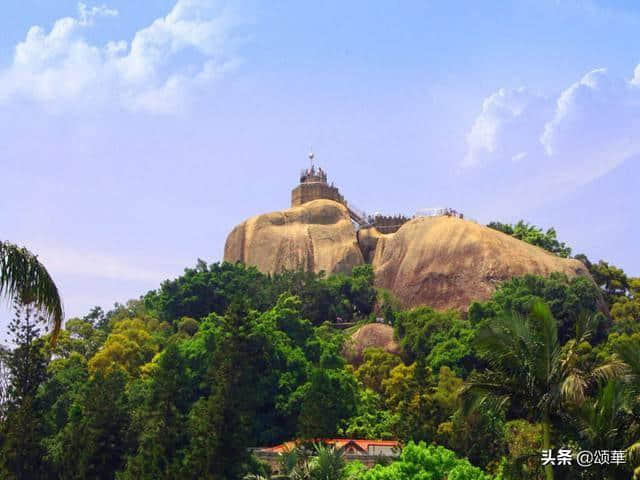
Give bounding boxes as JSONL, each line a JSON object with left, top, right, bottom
{"left": 487, "top": 221, "right": 572, "bottom": 258}
{"left": 0, "top": 245, "right": 638, "bottom": 479}
{"left": 468, "top": 272, "right": 606, "bottom": 344}
{"left": 360, "top": 442, "right": 493, "bottom": 480}
{"left": 144, "top": 261, "right": 377, "bottom": 326}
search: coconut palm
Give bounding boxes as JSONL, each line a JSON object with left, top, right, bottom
{"left": 575, "top": 379, "right": 636, "bottom": 480}
{"left": 614, "top": 338, "right": 640, "bottom": 476}
{"left": 462, "top": 300, "right": 626, "bottom": 480}
{"left": 0, "top": 241, "right": 63, "bottom": 342}
{"left": 578, "top": 381, "right": 631, "bottom": 453}
{"left": 617, "top": 338, "right": 640, "bottom": 398}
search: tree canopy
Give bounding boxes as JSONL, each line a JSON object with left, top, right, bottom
{"left": 0, "top": 252, "right": 638, "bottom": 480}
{"left": 487, "top": 221, "right": 572, "bottom": 258}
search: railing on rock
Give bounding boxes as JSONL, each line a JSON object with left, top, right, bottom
{"left": 414, "top": 207, "right": 465, "bottom": 220}
{"left": 346, "top": 203, "right": 369, "bottom": 226}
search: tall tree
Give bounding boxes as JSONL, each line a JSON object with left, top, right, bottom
{"left": 0, "top": 300, "right": 50, "bottom": 479}
{"left": 0, "top": 345, "right": 9, "bottom": 415}
{"left": 181, "top": 308, "right": 254, "bottom": 480}
{"left": 181, "top": 301, "right": 310, "bottom": 478}
{"left": 0, "top": 241, "right": 64, "bottom": 341}
{"left": 576, "top": 381, "right": 633, "bottom": 480}
{"left": 119, "top": 343, "right": 192, "bottom": 480}
{"left": 462, "top": 301, "right": 625, "bottom": 480}
{"left": 613, "top": 336, "right": 640, "bottom": 476}
{"left": 54, "top": 368, "right": 131, "bottom": 480}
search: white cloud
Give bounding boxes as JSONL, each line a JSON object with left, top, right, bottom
{"left": 540, "top": 68, "right": 640, "bottom": 186}
{"left": 77, "top": 2, "right": 118, "bottom": 26}
{"left": 511, "top": 151, "right": 527, "bottom": 162}
{"left": 463, "top": 64, "right": 640, "bottom": 196}
{"left": 0, "top": 0, "right": 241, "bottom": 114}
{"left": 463, "top": 87, "right": 551, "bottom": 168}
{"left": 633, "top": 64, "right": 640, "bottom": 85}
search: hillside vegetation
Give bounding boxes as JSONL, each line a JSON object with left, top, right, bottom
{"left": 1, "top": 226, "right": 639, "bottom": 479}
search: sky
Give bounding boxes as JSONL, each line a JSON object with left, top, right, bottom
{"left": 1, "top": 0, "right": 639, "bottom": 334}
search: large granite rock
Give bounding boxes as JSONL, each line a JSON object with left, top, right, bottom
{"left": 224, "top": 199, "right": 591, "bottom": 311}
{"left": 224, "top": 199, "right": 364, "bottom": 275}
{"left": 370, "top": 215, "right": 590, "bottom": 310}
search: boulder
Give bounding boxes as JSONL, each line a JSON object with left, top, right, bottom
{"left": 370, "top": 215, "right": 590, "bottom": 310}
{"left": 224, "top": 199, "right": 592, "bottom": 311}
{"left": 344, "top": 323, "right": 401, "bottom": 364}
{"left": 224, "top": 199, "right": 364, "bottom": 275}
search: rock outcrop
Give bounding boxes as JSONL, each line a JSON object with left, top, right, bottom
{"left": 224, "top": 199, "right": 591, "bottom": 311}
{"left": 371, "top": 215, "right": 590, "bottom": 310}
{"left": 224, "top": 199, "right": 364, "bottom": 275}
{"left": 344, "top": 323, "right": 401, "bottom": 364}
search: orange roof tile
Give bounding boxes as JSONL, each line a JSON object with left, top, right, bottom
{"left": 258, "top": 438, "right": 399, "bottom": 453}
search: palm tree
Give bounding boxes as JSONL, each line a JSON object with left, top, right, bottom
{"left": 617, "top": 337, "right": 640, "bottom": 397}
{"left": 248, "top": 443, "right": 347, "bottom": 480}
{"left": 614, "top": 339, "right": 640, "bottom": 476}
{"left": 279, "top": 447, "right": 303, "bottom": 479}
{"left": 462, "top": 301, "right": 626, "bottom": 480}
{"left": 0, "top": 241, "right": 63, "bottom": 342}
{"left": 578, "top": 381, "right": 631, "bottom": 451}
{"left": 575, "top": 380, "right": 634, "bottom": 480}
{"left": 307, "top": 443, "right": 346, "bottom": 480}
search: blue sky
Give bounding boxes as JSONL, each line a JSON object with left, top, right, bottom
{"left": 1, "top": 0, "right": 639, "bottom": 333}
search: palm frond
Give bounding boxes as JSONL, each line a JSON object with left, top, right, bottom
{"left": 573, "top": 311, "right": 596, "bottom": 344}
{"left": 0, "top": 241, "right": 63, "bottom": 342}
{"left": 617, "top": 341, "right": 640, "bottom": 387}
{"left": 591, "top": 360, "right": 630, "bottom": 385}
{"left": 561, "top": 373, "right": 588, "bottom": 404}
{"left": 530, "top": 300, "right": 559, "bottom": 383}
{"left": 461, "top": 370, "right": 515, "bottom": 415}
{"left": 475, "top": 312, "right": 533, "bottom": 373}
{"left": 309, "top": 443, "right": 345, "bottom": 480}
{"left": 279, "top": 448, "right": 300, "bottom": 475}
{"left": 244, "top": 474, "right": 270, "bottom": 480}
{"left": 531, "top": 300, "right": 557, "bottom": 349}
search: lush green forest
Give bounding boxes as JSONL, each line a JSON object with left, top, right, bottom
{"left": 1, "top": 232, "right": 640, "bottom": 479}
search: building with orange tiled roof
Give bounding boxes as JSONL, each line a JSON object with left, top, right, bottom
{"left": 259, "top": 438, "right": 399, "bottom": 456}
{"left": 252, "top": 438, "right": 400, "bottom": 470}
